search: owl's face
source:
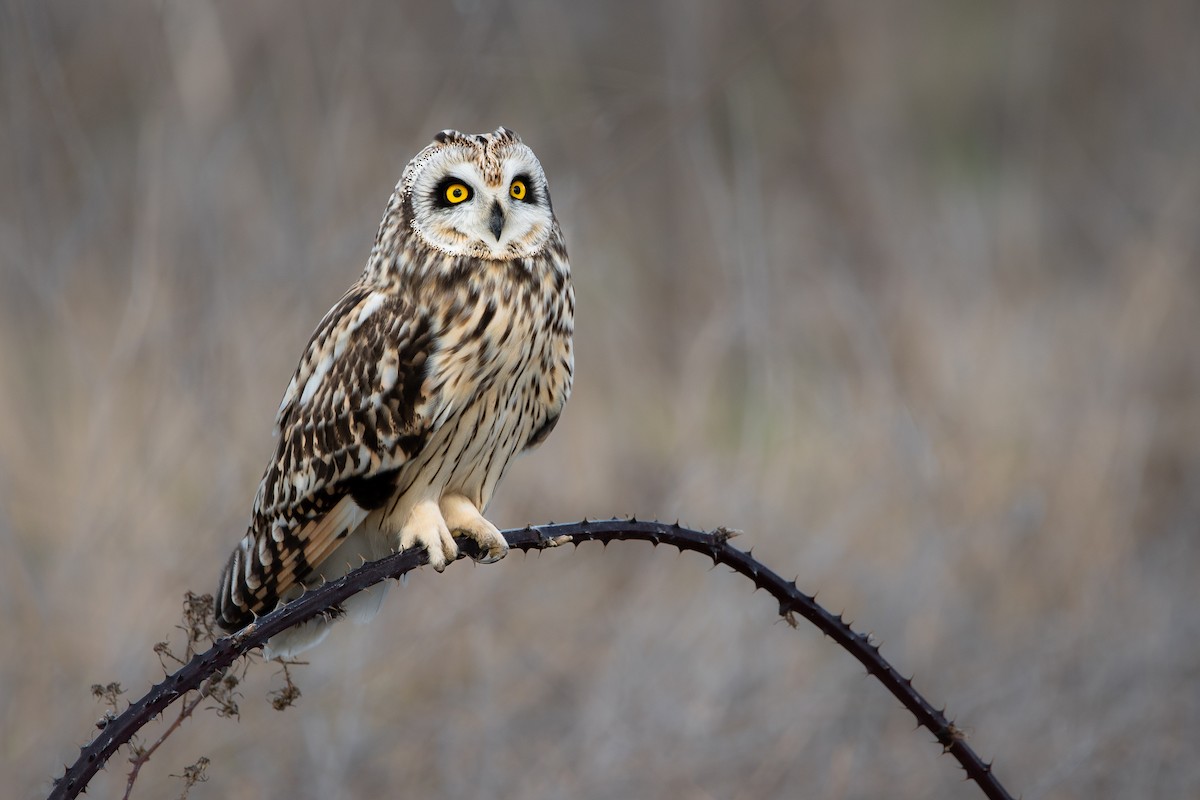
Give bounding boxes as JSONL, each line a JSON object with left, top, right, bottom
{"left": 403, "top": 128, "right": 557, "bottom": 261}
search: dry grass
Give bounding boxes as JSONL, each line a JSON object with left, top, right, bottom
{"left": 3, "top": 2, "right": 1198, "bottom": 798}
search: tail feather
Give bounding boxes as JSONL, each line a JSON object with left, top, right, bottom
{"left": 215, "top": 494, "right": 370, "bottom": 633}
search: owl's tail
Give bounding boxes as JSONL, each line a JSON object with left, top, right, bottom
{"left": 215, "top": 492, "right": 379, "bottom": 656}
{"left": 215, "top": 520, "right": 391, "bottom": 659}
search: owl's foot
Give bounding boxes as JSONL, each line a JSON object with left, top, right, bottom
{"left": 399, "top": 499, "right": 458, "bottom": 572}
{"left": 440, "top": 493, "right": 509, "bottom": 564}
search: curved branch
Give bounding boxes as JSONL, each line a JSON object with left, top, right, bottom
{"left": 50, "top": 520, "right": 1014, "bottom": 800}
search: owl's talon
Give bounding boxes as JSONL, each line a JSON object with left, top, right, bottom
{"left": 441, "top": 493, "right": 508, "bottom": 564}
{"left": 399, "top": 499, "right": 458, "bottom": 571}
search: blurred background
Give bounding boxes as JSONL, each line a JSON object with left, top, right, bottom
{"left": 3, "top": 1, "right": 1198, "bottom": 798}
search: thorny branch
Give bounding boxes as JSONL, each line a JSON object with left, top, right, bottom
{"left": 49, "top": 520, "right": 1016, "bottom": 800}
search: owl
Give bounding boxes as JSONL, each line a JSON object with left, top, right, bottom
{"left": 215, "top": 127, "right": 574, "bottom": 657}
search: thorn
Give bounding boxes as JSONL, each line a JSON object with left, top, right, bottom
{"left": 630, "top": 514, "right": 638, "bottom": 523}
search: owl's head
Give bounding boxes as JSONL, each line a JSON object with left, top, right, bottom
{"left": 401, "top": 127, "right": 557, "bottom": 260}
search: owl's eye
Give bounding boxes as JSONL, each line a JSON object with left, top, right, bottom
{"left": 444, "top": 182, "right": 472, "bottom": 204}
{"left": 509, "top": 179, "right": 528, "bottom": 201}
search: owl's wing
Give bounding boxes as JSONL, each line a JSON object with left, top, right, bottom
{"left": 216, "top": 283, "right": 437, "bottom": 630}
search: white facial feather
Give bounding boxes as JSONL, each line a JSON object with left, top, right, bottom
{"left": 406, "top": 140, "right": 555, "bottom": 259}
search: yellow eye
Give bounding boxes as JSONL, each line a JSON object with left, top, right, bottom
{"left": 509, "top": 179, "right": 527, "bottom": 200}
{"left": 445, "top": 183, "right": 470, "bottom": 204}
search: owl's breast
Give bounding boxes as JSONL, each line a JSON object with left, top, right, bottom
{"left": 424, "top": 261, "right": 572, "bottom": 420}
{"left": 403, "top": 260, "right": 571, "bottom": 507}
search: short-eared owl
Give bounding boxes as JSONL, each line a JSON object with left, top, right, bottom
{"left": 216, "top": 128, "right": 573, "bottom": 657}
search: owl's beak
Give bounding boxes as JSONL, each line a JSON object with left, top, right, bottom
{"left": 488, "top": 201, "right": 505, "bottom": 241}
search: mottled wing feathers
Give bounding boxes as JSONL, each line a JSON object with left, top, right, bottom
{"left": 216, "top": 286, "right": 435, "bottom": 630}
{"left": 259, "top": 286, "right": 433, "bottom": 515}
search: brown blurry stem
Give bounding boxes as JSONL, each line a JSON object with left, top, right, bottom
{"left": 49, "top": 519, "right": 1015, "bottom": 800}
